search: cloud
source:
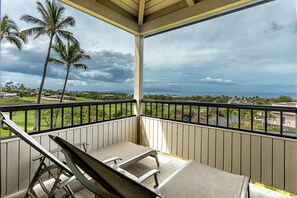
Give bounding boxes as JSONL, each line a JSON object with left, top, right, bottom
{"left": 198, "top": 77, "right": 236, "bottom": 85}
{"left": 66, "top": 80, "right": 88, "bottom": 87}
{"left": 1, "top": 0, "right": 295, "bottom": 94}
{"left": 1, "top": 45, "right": 134, "bottom": 84}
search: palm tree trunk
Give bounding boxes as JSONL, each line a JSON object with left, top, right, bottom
{"left": 33, "top": 33, "right": 54, "bottom": 131}
{"left": 60, "top": 66, "right": 70, "bottom": 103}
{"left": 53, "top": 66, "right": 70, "bottom": 128}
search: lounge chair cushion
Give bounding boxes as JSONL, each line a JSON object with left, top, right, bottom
{"left": 156, "top": 160, "right": 248, "bottom": 198}
{"left": 88, "top": 142, "right": 157, "bottom": 168}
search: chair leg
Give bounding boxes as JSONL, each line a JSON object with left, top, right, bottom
{"left": 151, "top": 152, "right": 160, "bottom": 167}
{"left": 25, "top": 158, "right": 47, "bottom": 198}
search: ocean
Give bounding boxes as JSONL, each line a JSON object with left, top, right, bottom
{"left": 143, "top": 90, "right": 297, "bottom": 98}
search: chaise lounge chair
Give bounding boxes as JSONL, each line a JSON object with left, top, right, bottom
{"left": 0, "top": 112, "right": 159, "bottom": 197}
{"left": 51, "top": 135, "right": 250, "bottom": 198}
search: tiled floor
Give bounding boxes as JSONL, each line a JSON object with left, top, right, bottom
{"left": 6, "top": 153, "right": 294, "bottom": 198}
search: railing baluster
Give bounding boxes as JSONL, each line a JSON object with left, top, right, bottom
{"left": 156, "top": 103, "right": 158, "bottom": 117}
{"left": 80, "top": 106, "right": 83, "bottom": 124}
{"left": 162, "top": 103, "right": 164, "bottom": 118}
{"left": 38, "top": 109, "right": 41, "bottom": 131}
{"left": 280, "top": 111, "right": 283, "bottom": 135}
{"left": 227, "top": 107, "right": 229, "bottom": 128}
{"left": 121, "top": 103, "right": 123, "bottom": 118}
{"left": 115, "top": 103, "right": 117, "bottom": 118}
{"left": 206, "top": 107, "right": 209, "bottom": 125}
{"left": 130, "top": 102, "right": 132, "bottom": 116}
{"left": 126, "top": 103, "right": 128, "bottom": 117}
{"left": 265, "top": 110, "right": 268, "bottom": 133}
{"left": 251, "top": 110, "right": 254, "bottom": 131}
{"left": 175, "top": 105, "right": 177, "bottom": 120}
{"left": 216, "top": 107, "right": 219, "bottom": 126}
{"left": 145, "top": 102, "right": 147, "bottom": 116}
{"left": 88, "top": 105, "right": 91, "bottom": 123}
{"left": 71, "top": 107, "right": 74, "bottom": 126}
{"left": 24, "top": 110, "right": 28, "bottom": 132}
{"left": 150, "top": 103, "right": 152, "bottom": 117}
{"left": 198, "top": 106, "right": 200, "bottom": 123}
{"left": 109, "top": 104, "right": 111, "bottom": 119}
{"left": 168, "top": 104, "right": 170, "bottom": 119}
{"left": 238, "top": 108, "right": 241, "bottom": 129}
{"left": 61, "top": 107, "right": 64, "bottom": 127}
{"left": 96, "top": 105, "right": 98, "bottom": 121}
{"left": 50, "top": 108, "right": 53, "bottom": 130}
{"left": 103, "top": 104, "right": 105, "bottom": 120}
{"left": 182, "top": 105, "right": 184, "bottom": 121}
{"left": 189, "top": 105, "right": 192, "bottom": 122}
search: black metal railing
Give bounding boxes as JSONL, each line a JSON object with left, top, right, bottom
{"left": 142, "top": 99, "right": 297, "bottom": 139}
{"left": 0, "top": 99, "right": 136, "bottom": 139}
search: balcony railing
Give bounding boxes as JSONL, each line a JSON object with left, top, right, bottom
{"left": 142, "top": 99, "right": 297, "bottom": 139}
{"left": 0, "top": 99, "right": 136, "bottom": 139}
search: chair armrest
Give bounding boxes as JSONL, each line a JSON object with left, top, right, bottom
{"left": 136, "top": 169, "right": 160, "bottom": 188}
{"left": 102, "top": 157, "right": 122, "bottom": 164}
{"left": 73, "top": 142, "right": 89, "bottom": 152}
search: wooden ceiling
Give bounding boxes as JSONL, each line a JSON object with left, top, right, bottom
{"left": 60, "top": 0, "right": 272, "bottom": 36}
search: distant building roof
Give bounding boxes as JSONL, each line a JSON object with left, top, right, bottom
{"left": 0, "top": 92, "right": 17, "bottom": 97}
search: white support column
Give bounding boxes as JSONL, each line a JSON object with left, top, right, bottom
{"left": 134, "top": 35, "right": 144, "bottom": 143}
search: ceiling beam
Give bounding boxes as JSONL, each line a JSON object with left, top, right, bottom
{"left": 138, "top": 0, "right": 146, "bottom": 25}
{"left": 141, "top": 0, "right": 272, "bottom": 36}
{"left": 59, "top": 0, "right": 140, "bottom": 35}
{"left": 185, "top": 0, "right": 195, "bottom": 6}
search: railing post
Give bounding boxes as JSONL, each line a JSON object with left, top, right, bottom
{"left": 134, "top": 35, "right": 144, "bottom": 144}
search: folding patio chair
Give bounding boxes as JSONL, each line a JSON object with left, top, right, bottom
{"left": 0, "top": 112, "right": 159, "bottom": 197}
{"left": 0, "top": 113, "right": 75, "bottom": 198}
{"left": 51, "top": 135, "right": 250, "bottom": 198}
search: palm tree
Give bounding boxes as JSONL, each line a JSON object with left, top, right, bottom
{"left": 21, "top": 0, "right": 77, "bottom": 130}
{"left": 21, "top": 0, "right": 77, "bottom": 105}
{"left": 0, "top": 15, "right": 26, "bottom": 49}
{"left": 49, "top": 41, "right": 90, "bottom": 103}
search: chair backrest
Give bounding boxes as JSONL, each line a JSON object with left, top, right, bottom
{"left": 0, "top": 112, "right": 72, "bottom": 175}
{"left": 50, "top": 135, "right": 160, "bottom": 198}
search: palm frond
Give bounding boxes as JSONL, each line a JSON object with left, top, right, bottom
{"left": 1, "top": 15, "right": 25, "bottom": 49}
{"left": 50, "top": 41, "right": 90, "bottom": 71}
{"left": 1, "top": 15, "right": 18, "bottom": 33}
{"left": 20, "top": 14, "right": 46, "bottom": 27}
{"left": 73, "top": 63, "right": 88, "bottom": 70}
{"left": 21, "top": 27, "right": 46, "bottom": 38}
{"left": 36, "top": 1, "right": 50, "bottom": 22}
{"left": 54, "top": 35, "right": 63, "bottom": 46}
{"left": 5, "top": 35, "right": 23, "bottom": 49}
{"left": 52, "top": 41, "right": 68, "bottom": 62}
{"left": 56, "top": 30, "right": 78, "bottom": 44}
{"left": 18, "top": 32, "right": 28, "bottom": 43}
{"left": 48, "top": 57, "right": 65, "bottom": 65}
{"left": 57, "top": 16, "right": 75, "bottom": 29}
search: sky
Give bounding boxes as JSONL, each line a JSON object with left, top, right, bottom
{"left": 1, "top": 0, "right": 297, "bottom": 97}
